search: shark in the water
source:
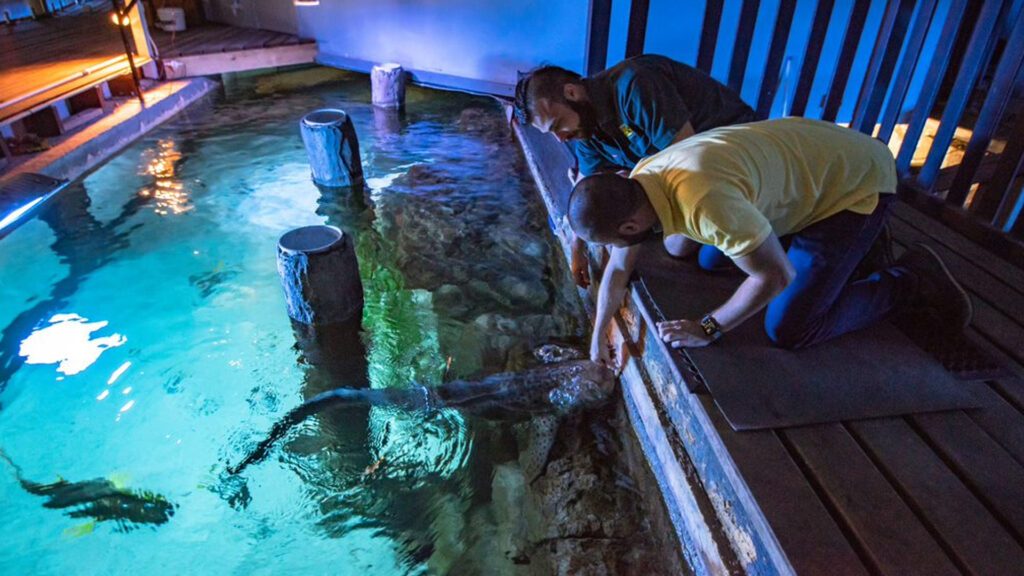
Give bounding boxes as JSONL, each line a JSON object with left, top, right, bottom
{"left": 228, "top": 354, "right": 616, "bottom": 475}
{"left": 1, "top": 450, "right": 175, "bottom": 533}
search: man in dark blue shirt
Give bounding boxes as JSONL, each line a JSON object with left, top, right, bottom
{"left": 514, "top": 54, "right": 754, "bottom": 286}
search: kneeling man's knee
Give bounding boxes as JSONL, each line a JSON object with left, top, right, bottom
{"left": 764, "top": 315, "right": 811, "bottom": 350}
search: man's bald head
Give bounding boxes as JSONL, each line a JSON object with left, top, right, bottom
{"left": 568, "top": 173, "right": 653, "bottom": 246}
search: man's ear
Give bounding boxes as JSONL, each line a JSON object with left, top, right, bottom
{"left": 618, "top": 218, "right": 642, "bottom": 236}
{"left": 564, "top": 83, "right": 583, "bottom": 102}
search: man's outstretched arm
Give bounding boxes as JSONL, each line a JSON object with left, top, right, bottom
{"left": 591, "top": 244, "right": 642, "bottom": 364}
{"left": 657, "top": 233, "right": 794, "bottom": 347}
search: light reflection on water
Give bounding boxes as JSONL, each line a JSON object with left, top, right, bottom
{"left": 0, "top": 67, "right": 584, "bottom": 574}
{"left": 18, "top": 313, "right": 127, "bottom": 376}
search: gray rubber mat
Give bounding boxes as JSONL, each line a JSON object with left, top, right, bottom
{"left": 633, "top": 243, "right": 985, "bottom": 431}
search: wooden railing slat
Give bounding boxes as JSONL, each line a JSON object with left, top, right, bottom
{"left": 728, "top": 0, "right": 762, "bottom": 93}
{"left": 894, "top": 0, "right": 971, "bottom": 176}
{"left": 625, "top": 0, "right": 651, "bottom": 58}
{"left": 697, "top": 0, "right": 725, "bottom": 75}
{"left": 755, "top": 0, "right": 798, "bottom": 119}
{"left": 822, "top": 0, "right": 870, "bottom": 122}
{"left": 950, "top": 6, "right": 1024, "bottom": 211}
{"left": 877, "top": 0, "right": 939, "bottom": 143}
{"left": 850, "top": 0, "right": 916, "bottom": 134}
{"left": 916, "top": 0, "right": 1007, "bottom": 192}
{"left": 791, "top": 0, "right": 835, "bottom": 117}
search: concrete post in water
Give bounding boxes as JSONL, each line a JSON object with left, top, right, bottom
{"left": 277, "top": 225, "right": 363, "bottom": 327}
{"left": 300, "top": 109, "right": 363, "bottom": 188}
{"left": 371, "top": 63, "right": 406, "bottom": 110}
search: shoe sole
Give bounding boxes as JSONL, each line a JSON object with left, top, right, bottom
{"left": 914, "top": 242, "right": 974, "bottom": 330}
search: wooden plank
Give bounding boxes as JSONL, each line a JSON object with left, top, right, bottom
{"left": 822, "top": 0, "right": 870, "bottom": 122}
{"left": 967, "top": 384, "right": 1024, "bottom": 467}
{"left": 728, "top": 0, "right": 761, "bottom": 93}
{"left": 626, "top": 290, "right": 869, "bottom": 575}
{"left": 916, "top": 0, "right": 1006, "bottom": 191}
{"left": 948, "top": 4, "right": 1024, "bottom": 208}
{"left": 697, "top": 0, "right": 725, "bottom": 74}
{"left": 850, "top": 0, "right": 915, "bottom": 134}
{"left": 584, "top": 0, "right": 612, "bottom": 76}
{"left": 624, "top": 0, "right": 650, "bottom": 58}
{"left": 891, "top": 202, "right": 1024, "bottom": 296}
{"left": 849, "top": 417, "right": 1024, "bottom": 574}
{"left": 170, "top": 44, "right": 317, "bottom": 77}
{"left": 791, "top": 0, "right": 835, "bottom": 116}
{"left": 894, "top": 0, "right": 969, "bottom": 175}
{"left": 912, "top": 411, "right": 1024, "bottom": 541}
{"left": 755, "top": 0, "right": 797, "bottom": 119}
{"left": 877, "top": 0, "right": 938, "bottom": 142}
{"left": 888, "top": 216, "right": 1024, "bottom": 323}
{"left": 697, "top": 398, "right": 870, "bottom": 576}
{"left": 783, "top": 424, "right": 960, "bottom": 575}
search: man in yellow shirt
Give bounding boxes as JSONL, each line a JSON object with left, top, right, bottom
{"left": 567, "top": 117, "right": 972, "bottom": 361}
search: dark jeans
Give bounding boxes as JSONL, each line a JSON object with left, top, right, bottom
{"left": 698, "top": 195, "right": 909, "bottom": 349}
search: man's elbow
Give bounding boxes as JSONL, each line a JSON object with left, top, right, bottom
{"left": 765, "top": 265, "right": 795, "bottom": 296}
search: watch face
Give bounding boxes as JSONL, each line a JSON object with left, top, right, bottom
{"left": 700, "top": 315, "right": 719, "bottom": 337}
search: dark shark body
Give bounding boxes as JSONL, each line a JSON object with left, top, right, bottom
{"left": 229, "top": 359, "right": 616, "bottom": 474}
{"left": 1, "top": 451, "right": 175, "bottom": 531}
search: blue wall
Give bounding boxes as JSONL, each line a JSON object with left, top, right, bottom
{"left": 294, "top": 0, "right": 588, "bottom": 96}
{"left": 242, "top": 0, "right": 1022, "bottom": 122}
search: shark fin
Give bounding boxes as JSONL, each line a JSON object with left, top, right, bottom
{"left": 63, "top": 521, "right": 96, "bottom": 538}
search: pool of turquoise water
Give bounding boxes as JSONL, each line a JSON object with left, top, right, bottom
{"left": 0, "top": 67, "right": 585, "bottom": 574}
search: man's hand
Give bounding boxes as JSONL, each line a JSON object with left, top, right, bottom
{"left": 590, "top": 331, "right": 611, "bottom": 365}
{"left": 657, "top": 319, "right": 715, "bottom": 348}
{"left": 570, "top": 236, "right": 591, "bottom": 288}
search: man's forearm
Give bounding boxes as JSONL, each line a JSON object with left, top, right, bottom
{"left": 711, "top": 275, "right": 786, "bottom": 332}
{"left": 593, "top": 264, "right": 630, "bottom": 340}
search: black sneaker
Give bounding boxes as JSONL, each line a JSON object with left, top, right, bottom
{"left": 895, "top": 242, "right": 973, "bottom": 330}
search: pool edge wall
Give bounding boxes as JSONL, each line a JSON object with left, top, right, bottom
{"left": 0, "top": 78, "right": 219, "bottom": 192}
{"left": 509, "top": 110, "right": 748, "bottom": 576}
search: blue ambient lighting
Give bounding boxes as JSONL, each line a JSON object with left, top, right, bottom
{"left": 0, "top": 197, "right": 45, "bottom": 233}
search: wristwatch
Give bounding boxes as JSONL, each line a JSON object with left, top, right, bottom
{"left": 699, "top": 314, "right": 723, "bottom": 341}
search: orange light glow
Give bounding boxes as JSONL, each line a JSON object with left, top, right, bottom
{"left": 109, "top": 12, "right": 130, "bottom": 26}
{"left": 140, "top": 139, "right": 193, "bottom": 216}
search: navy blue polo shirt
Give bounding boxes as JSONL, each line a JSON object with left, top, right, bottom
{"left": 575, "top": 55, "right": 755, "bottom": 176}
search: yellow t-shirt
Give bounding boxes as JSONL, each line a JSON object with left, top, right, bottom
{"left": 629, "top": 117, "right": 897, "bottom": 258}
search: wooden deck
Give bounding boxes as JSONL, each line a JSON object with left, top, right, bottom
{"left": 514, "top": 122, "right": 1024, "bottom": 575}
{"left": 151, "top": 23, "right": 313, "bottom": 58}
{"left": 0, "top": 5, "right": 130, "bottom": 123}
{"left": 149, "top": 23, "right": 316, "bottom": 78}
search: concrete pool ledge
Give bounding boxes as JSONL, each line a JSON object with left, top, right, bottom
{"left": 0, "top": 78, "right": 218, "bottom": 188}
{"left": 511, "top": 118, "right": 748, "bottom": 575}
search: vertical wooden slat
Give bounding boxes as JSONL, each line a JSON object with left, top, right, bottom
{"left": 728, "top": 0, "right": 762, "bottom": 93}
{"left": 916, "top": 0, "right": 1006, "bottom": 191}
{"left": 585, "top": 0, "right": 613, "bottom": 76}
{"left": 697, "top": 0, "right": 725, "bottom": 74}
{"left": 894, "top": 0, "right": 970, "bottom": 176}
{"left": 949, "top": 6, "right": 1024, "bottom": 210}
{"left": 850, "top": 0, "right": 916, "bottom": 134}
{"left": 989, "top": 111, "right": 1024, "bottom": 232}
{"left": 755, "top": 0, "right": 798, "bottom": 119}
{"left": 791, "top": 0, "right": 835, "bottom": 117}
{"left": 877, "top": 0, "right": 939, "bottom": 143}
{"left": 625, "top": 0, "right": 650, "bottom": 58}
{"left": 822, "top": 0, "right": 870, "bottom": 122}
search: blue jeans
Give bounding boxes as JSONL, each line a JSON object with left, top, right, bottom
{"left": 699, "top": 195, "right": 910, "bottom": 349}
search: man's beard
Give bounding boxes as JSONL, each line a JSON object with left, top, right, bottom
{"left": 566, "top": 98, "right": 599, "bottom": 140}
